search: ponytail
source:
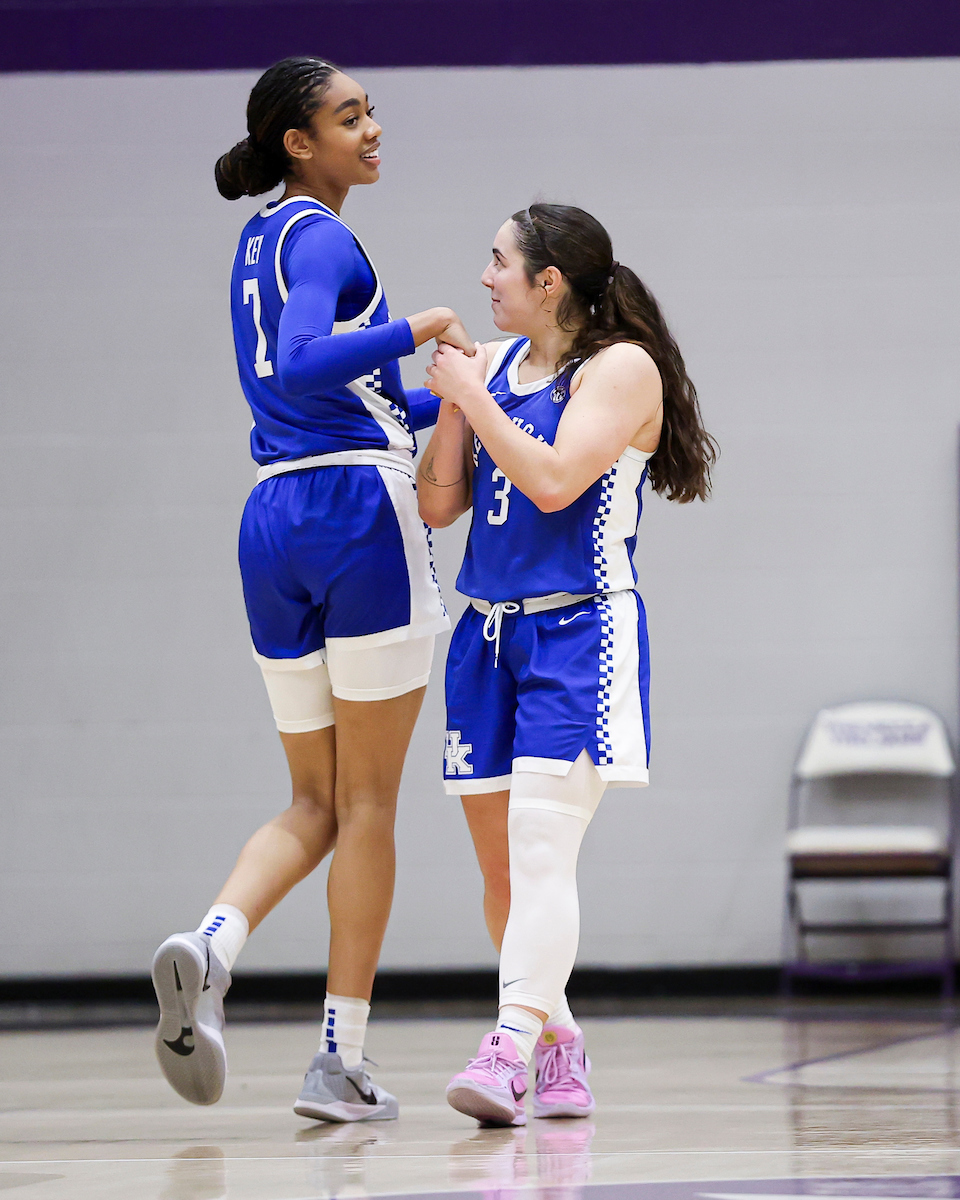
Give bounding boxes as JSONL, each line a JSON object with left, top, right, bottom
{"left": 591, "top": 261, "right": 716, "bottom": 503}
{"left": 511, "top": 204, "right": 718, "bottom": 503}
{"left": 215, "top": 57, "right": 339, "bottom": 200}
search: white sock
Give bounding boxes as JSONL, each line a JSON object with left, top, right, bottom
{"left": 547, "top": 994, "right": 580, "bottom": 1034}
{"left": 321, "top": 993, "right": 369, "bottom": 1070}
{"left": 196, "top": 903, "right": 248, "bottom": 971}
{"left": 496, "top": 1005, "right": 543, "bottom": 1066}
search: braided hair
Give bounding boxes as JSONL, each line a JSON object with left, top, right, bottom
{"left": 215, "top": 57, "right": 339, "bottom": 200}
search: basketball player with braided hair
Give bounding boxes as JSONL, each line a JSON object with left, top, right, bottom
{"left": 420, "top": 203, "right": 717, "bottom": 1125}
{"left": 151, "top": 57, "right": 474, "bottom": 1122}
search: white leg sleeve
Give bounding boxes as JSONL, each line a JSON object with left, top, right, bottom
{"left": 498, "top": 751, "right": 606, "bottom": 1015}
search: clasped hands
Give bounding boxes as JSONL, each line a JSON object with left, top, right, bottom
{"left": 425, "top": 340, "right": 488, "bottom": 413}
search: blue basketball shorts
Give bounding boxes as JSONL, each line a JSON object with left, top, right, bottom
{"left": 443, "top": 590, "right": 651, "bottom": 793}
{"left": 239, "top": 462, "right": 449, "bottom": 728}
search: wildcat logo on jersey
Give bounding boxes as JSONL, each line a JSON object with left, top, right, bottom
{"left": 551, "top": 383, "right": 566, "bottom": 403}
{"left": 444, "top": 730, "right": 473, "bottom": 775}
{"left": 244, "top": 235, "right": 264, "bottom": 266}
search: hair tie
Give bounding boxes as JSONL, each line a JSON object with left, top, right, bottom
{"left": 608, "top": 261, "right": 620, "bottom": 284}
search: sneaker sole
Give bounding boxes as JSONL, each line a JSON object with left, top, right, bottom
{"left": 294, "top": 1097, "right": 399, "bottom": 1123}
{"left": 152, "top": 935, "right": 226, "bottom": 1106}
{"left": 446, "top": 1082, "right": 526, "bottom": 1127}
{"left": 533, "top": 1099, "right": 596, "bottom": 1118}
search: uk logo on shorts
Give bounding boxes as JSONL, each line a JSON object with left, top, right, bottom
{"left": 445, "top": 730, "right": 474, "bottom": 775}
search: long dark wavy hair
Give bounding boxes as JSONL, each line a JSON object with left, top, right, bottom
{"left": 215, "top": 57, "right": 340, "bottom": 200}
{"left": 511, "top": 203, "right": 717, "bottom": 503}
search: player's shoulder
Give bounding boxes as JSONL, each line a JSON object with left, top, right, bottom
{"left": 587, "top": 340, "right": 657, "bottom": 375}
{"left": 283, "top": 206, "right": 354, "bottom": 248}
{"left": 573, "top": 341, "right": 660, "bottom": 391}
{"left": 280, "top": 207, "right": 360, "bottom": 280}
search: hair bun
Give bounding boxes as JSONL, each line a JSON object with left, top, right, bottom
{"left": 215, "top": 138, "right": 255, "bottom": 200}
{"left": 215, "top": 136, "right": 284, "bottom": 200}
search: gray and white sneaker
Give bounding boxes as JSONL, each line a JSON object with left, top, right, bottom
{"left": 294, "top": 1052, "right": 399, "bottom": 1123}
{"left": 151, "top": 931, "right": 230, "bottom": 1106}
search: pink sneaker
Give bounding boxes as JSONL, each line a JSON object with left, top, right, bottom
{"left": 533, "top": 1026, "right": 595, "bottom": 1118}
{"left": 446, "top": 1031, "right": 528, "bottom": 1126}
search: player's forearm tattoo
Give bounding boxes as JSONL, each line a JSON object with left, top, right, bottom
{"left": 419, "top": 456, "right": 465, "bottom": 487}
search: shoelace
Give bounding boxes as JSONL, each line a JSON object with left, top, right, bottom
{"left": 537, "top": 1040, "right": 587, "bottom": 1093}
{"left": 482, "top": 601, "right": 521, "bottom": 667}
{"left": 467, "top": 1043, "right": 522, "bottom": 1083}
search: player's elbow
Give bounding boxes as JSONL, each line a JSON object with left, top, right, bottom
{"left": 419, "top": 495, "right": 469, "bottom": 528}
{"left": 531, "top": 469, "right": 594, "bottom": 513}
{"left": 275, "top": 359, "right": 312, "bottom": 397}
{"left": 418, "top": 502, "right": 446, "bottom": 528}
{"left": 276, "top": 336, "right": 336, "bottom": 396}
{"left": 531, "top": 483, "right": 573, "bottom": 513}
{"left": 418, "top": 498, "right": 453, "bottom": 528}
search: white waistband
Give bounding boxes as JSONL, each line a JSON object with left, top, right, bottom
{"left": 256, "top": 448, "right": 415, "bottom": 484}
{"left": 469, "top": 591, "right": 598, "bottom": 616}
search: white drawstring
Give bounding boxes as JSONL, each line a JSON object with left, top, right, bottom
{"left": 482, "top": 601, "right": 521, "bottom": 667}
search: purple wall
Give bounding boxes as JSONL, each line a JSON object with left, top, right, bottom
{"left": 2, "top": 0, "right": 959, "bottom": 73}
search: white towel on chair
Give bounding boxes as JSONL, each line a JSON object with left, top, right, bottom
{"left": 786, "top": 825, "right": 946, "bottom": 855}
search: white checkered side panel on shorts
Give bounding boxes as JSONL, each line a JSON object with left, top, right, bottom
{"left": 423, "top": 522, "right": 447, "bottom": 617}
{"left": 592, "top": 466, "right": 617, "bottom": 591}
{"left": 595, "top": 594, "right": 615, "bottom": 766}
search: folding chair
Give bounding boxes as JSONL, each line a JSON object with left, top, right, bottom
{"left": 783, "top": 701, "right": 956, "bottom": 998}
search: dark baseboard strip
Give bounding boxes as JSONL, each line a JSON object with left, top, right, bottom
{"left": 0, "top": 966, "right": 775, "bottom": 1007}
{"left": 2, "top": 963, "right": 957, "bottom": 1008}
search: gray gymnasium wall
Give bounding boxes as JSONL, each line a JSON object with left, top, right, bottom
{"left": 1, "top": 58, "right": 958, "bottom": 977}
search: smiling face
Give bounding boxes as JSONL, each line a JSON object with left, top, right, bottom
{"left": 481, "top": 220, "right": 568, "bottom": 337}
{"left": 283, "top": 72, "right": 382, "bottom": 201}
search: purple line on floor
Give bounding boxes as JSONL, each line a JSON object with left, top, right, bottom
{"left": 743, "top": 1022, "right": 958, "bottom": 1087}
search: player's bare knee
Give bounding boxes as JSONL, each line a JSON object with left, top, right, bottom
{"left": 485, "top": 881, "right": 510, "bottom": 921}
{"left": 481, "top": 857, "right": 511, "bottom": 901}
{"left": 289, "top": 786, "right": 336, "bottom": 822}
{"left": 333, "top": 790, "right": 398, "bottom": 831}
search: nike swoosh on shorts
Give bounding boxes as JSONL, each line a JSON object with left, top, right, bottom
{"left": 558, "top": 611, "right": 591, "bottom": 626}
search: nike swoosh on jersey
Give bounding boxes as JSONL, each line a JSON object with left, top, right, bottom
{"left": 558, "top": 611, "right": 592, "bottom": 625}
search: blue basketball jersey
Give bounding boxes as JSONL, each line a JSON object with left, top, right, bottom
{"left": 457, "top": 338, "right": 651, "bottom": 603}
{"left": 230, "top": 196, "right": 416, "bottom": 466}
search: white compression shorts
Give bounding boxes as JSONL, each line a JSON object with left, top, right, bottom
{"left": 253, "top": 634, "right": 435, "bottom": 733}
